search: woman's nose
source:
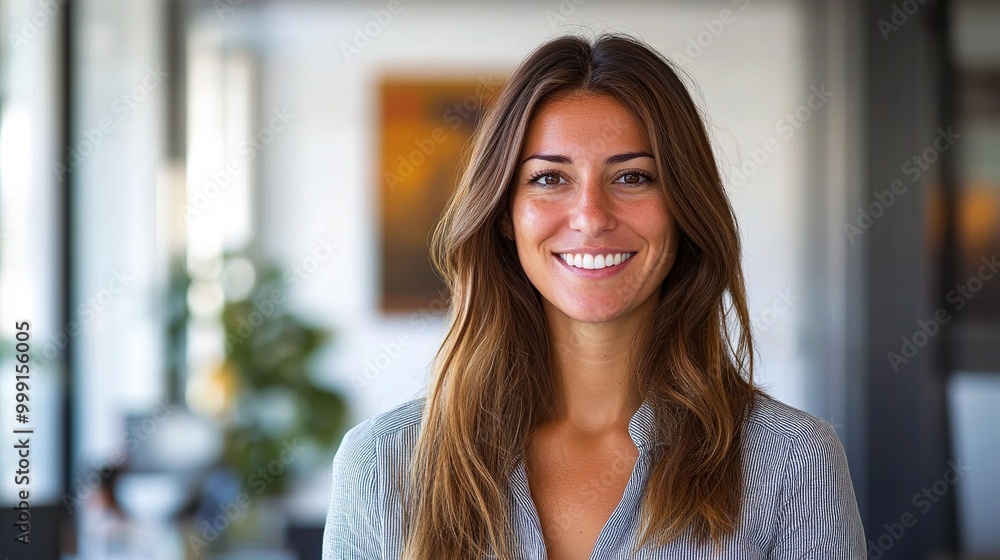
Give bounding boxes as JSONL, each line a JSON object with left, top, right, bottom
{"left": 568, "top": 178, "right": 615, "bottom": 236}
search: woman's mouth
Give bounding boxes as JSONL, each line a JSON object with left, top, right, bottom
{"left": 556, "top": 252, "right": 634, "bottom": 270}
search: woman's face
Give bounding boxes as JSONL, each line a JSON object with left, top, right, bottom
{"left": 505, "top": 91, "right": 679, "bottom": 326}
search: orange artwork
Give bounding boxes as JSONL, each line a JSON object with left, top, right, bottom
{"left": 379, "top": 75, "right": 503, "bottom": 311}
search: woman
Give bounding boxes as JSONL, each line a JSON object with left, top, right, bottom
{"left": 324, "top": 33, "right": 866, "bottom": 559}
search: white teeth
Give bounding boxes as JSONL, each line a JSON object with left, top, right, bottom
{"left": 558, "top": 252, "right": 634, "bottom": 270}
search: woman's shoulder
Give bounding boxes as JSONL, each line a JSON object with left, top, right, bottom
{"left": 325, "top": 398, "right": 427, "bottom": 559}
{"left": 740, "top": 392, "right": 851, "bottom": 476}
{"left": 743, "top": 392, "right": 840, "bottom": 443}
{"left": 335, "top": 396, "right": 427, "bottom": 462}
{"left": 331, "top": 396, "right": 427, "bottom": 481}
{"left": 737, "top": 394, "right": 866, "bottom": 555}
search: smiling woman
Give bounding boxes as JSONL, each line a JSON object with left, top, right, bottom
{"left": 323, "top": 33, "right": 866, "bottom": 560}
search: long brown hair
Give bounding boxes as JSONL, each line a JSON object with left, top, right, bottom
{"left": 403, "top": 32, "right": 761, "bottom": 559}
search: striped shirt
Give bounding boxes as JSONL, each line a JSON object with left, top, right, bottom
{"left": 322, "top": 394, "right": 867, "bottom": 559}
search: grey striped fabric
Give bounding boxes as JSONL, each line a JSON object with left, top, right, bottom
{"left": 322, "top": 394, "right": 867, "bottom": 559}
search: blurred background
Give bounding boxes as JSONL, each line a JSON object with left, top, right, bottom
{"left": 0, "top": 0, "right": 998, "bottom": 558}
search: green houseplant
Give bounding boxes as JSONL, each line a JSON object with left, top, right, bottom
{"left": 215, "top": 254, "right": 349, "bottom": 495}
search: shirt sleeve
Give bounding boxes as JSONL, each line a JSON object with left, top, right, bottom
{"left": 323, "top": 420, "right": 384, "bottom": 560}
{"left": 769, "top": 419, "right": 867, "bottom": 560}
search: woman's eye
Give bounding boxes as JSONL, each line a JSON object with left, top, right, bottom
{"left": 615, "top": 171, "right": 652, "bottom": 185}
{"left": 529, "top": 172, "right": 565, "bottom": 186}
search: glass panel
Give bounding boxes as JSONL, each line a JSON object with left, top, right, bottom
{"left": 0, "top": 0, "right": 65, "bottom": 507}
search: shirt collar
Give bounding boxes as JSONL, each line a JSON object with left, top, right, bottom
{"left": 627, "top": 399, "right": 660, "bottom": 454}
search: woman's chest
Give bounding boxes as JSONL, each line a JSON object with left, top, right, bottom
{"left": 525, "top": 434, "right": 640, "bottom": 559}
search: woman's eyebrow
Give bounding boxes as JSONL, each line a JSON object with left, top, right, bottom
{"left": 520, "top": 153, "right": 572, "bottom": 165}
{"left": 518, "top": 151, "right": 655, "bottom": 166}
{"left": 604, "top": 151, "right": 655, "bottom": 165}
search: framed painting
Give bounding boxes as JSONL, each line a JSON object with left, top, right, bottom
{"left": 379, "top": 74, "right": 503, "bottom": 312}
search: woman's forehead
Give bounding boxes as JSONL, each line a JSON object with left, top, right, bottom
{"left": 519, "top": 93, "right": 653, "bottom": 161}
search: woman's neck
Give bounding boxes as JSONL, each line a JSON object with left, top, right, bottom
{"left": 542, "top": 298, "right": 654, "bottom": 436}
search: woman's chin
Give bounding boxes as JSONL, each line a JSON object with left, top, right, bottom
{"left": 548, "top": 302, "right": 632, "bottom": 326}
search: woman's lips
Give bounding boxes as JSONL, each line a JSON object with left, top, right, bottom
{"left": 557, "top": 251, "right": 634, "bottom": 270}
{"left": 553, "top": 251, "right": 635, "bottom": 278}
